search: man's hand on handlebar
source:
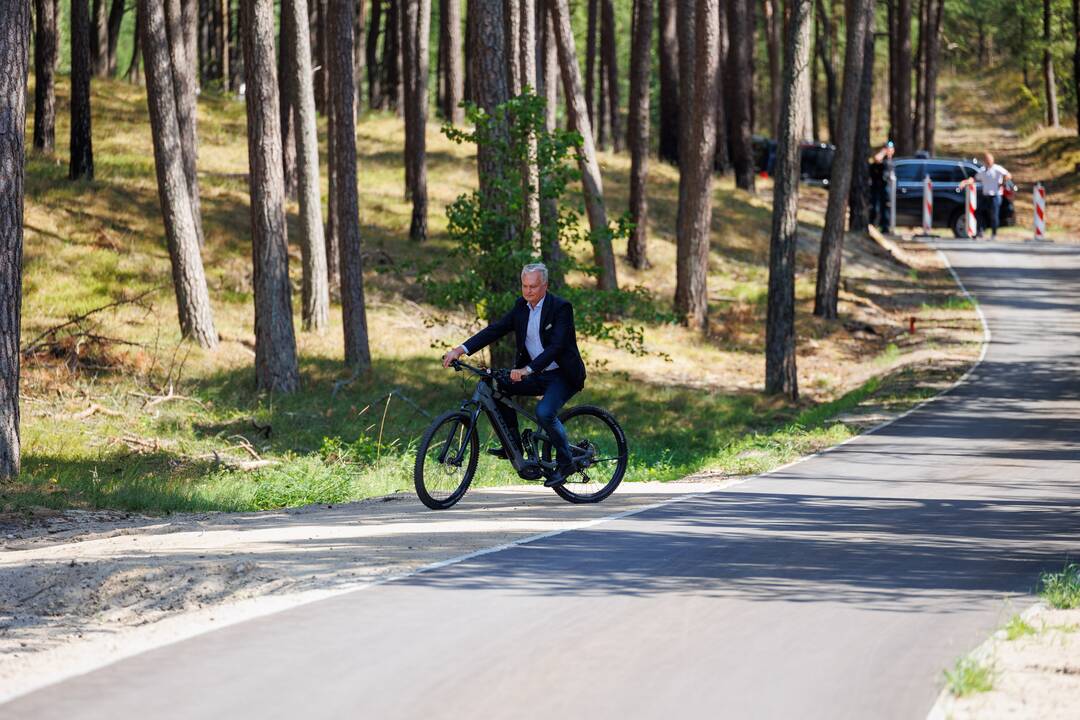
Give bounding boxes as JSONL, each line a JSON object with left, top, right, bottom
{"left": 509, "top": 368, "right": 529, "bottom": 382}
{"left": 442, "top": 346, "right": 466, "bottom": 368}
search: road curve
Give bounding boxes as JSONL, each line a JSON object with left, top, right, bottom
{"left": 4, "top": 240, "right": 1080, "bottom": 719}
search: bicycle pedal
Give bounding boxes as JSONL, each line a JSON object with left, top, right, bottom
{"left": 517, "top": 462, "right": 545, "bottom": 481}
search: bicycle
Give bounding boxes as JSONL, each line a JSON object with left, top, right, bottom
{"left": 413, "top": 359, "right": 628, "bottom": 510}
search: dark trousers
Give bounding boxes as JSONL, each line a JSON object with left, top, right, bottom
{"left": 979, "top": 194, "right": 1002, "bottom": 236}
{"left": 874, "top": 188, "right": 890, "bottom": 231}
{"left": 496, "top": 371, "right": 577, "bottom": 469}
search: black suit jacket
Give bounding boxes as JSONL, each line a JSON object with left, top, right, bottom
{"left": 463, "top": 293, "right": 587, "bottom": 391}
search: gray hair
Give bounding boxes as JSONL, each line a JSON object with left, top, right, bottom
{"left": 521, "top": 262, "right": 549, "bottom": 283}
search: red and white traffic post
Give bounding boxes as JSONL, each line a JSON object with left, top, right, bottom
{"left": 921, "top": 175, "right": 933, "bottom": 235}
{"left": 1033, "top": 182, "right": 1047, "bottom": 241}
{"left": 965, "top": 184, "right": 978, "bottom": 238}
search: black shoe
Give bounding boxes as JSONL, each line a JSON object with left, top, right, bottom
{"left": 544, "top": 473, "right": 567, "bottom": 488}
{"left": 544, "top": 462, "right": 577, "bottom": 487}
{"left": 487, "top": 446, "right": 522, "bottom": 460}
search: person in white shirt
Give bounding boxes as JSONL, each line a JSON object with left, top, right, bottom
{"left": 441, "top": 263, "right": 586, "bottom": 487}
{"left": 961, "top": 152, "right": 1012, "bottom": 238}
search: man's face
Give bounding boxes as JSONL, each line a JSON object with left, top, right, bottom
{"left": 885, "top": 146, "right": 894, "bottom": 158}
{"left": 521, "top": 272, "right": 548, "bottom": 306}
{"left": 984, "top": 153, "right": 994, "bottom": 167}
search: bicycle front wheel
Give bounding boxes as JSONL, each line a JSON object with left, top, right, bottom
{"left": 414, "top": 410, "right": 479, "bottom": 510}
{"left": 541, "top": 405, "right": 628, "bottom": 504}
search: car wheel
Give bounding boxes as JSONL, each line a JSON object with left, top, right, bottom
{"left": 950, "top": 211, "right": 966, "bottom": 238}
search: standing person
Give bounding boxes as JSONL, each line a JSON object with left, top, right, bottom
{"left": 961, "top": 152, "right": 1012, "bottom": 238}
{"left": 441, "top": 263, "right": 587, "bottom": 487}
{"left": 870, "top": 141, "right": 895, "bottom": 232}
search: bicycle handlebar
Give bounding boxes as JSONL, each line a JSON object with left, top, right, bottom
{"left": 450, "top": 359, "right": 513, "bottom": 385}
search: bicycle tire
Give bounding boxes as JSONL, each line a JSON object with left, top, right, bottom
{"left": 414, "top": 410, "right": 479, "bottom": 510}
{"left": 543, "top": 405, "right": 628, "bottom": 504}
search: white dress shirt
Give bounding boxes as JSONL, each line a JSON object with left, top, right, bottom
{"left": 525, "top": 295, "right": 558, "bottom": 373}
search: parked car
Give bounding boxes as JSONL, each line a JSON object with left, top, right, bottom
{"left": 888, "top": 156, "right": 1016, "bottom": 237}
{"left": 751, "top": 137, "right": 836, "bottom": 185}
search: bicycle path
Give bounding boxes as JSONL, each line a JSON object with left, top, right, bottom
{"left": 4, "top": 239, "right": 1079, "bottom": 719}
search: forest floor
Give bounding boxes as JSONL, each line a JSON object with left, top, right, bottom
{"left": 2, "top": 74, "right": 982, "bottom": 517}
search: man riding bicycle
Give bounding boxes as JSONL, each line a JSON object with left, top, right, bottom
{"left": 442, "top": 263, "right": 586, "bottom": 488}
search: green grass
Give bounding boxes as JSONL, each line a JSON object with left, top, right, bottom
{"left": 921, "top": 295, "right": 975, "bottom": 312}
{"left": 1003, "top": 614, "right": 1037, "bottom": 641}
{"left": 1039, "top": 564, "right": 1080, "bottom": 609}
{"left": 943, "top": 657, "right": 995, "bottom": 697}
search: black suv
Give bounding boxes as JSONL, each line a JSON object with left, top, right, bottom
{"left": 889, "top": 157, "right": 1016, "bottom": 237}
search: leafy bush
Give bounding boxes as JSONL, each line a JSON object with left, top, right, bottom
{"left": 424, "top": 91, "right": 658, "bottom": 356}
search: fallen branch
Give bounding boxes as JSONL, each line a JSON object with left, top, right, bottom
{"left": 129, "top": 383, "right": 206, "bottom": 409}
{"left": 66, "top": 403, "right": 123, "bottom": 420}
{"left": 21, "top": 286, "right": 165, "bottom": 357}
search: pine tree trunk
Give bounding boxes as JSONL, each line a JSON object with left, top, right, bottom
{"left": 367, "top": 0, "right": 383, "bottom": 107}
{"left": 70, "top": 0, "right": 95, "bottom": 180}
{"left": 849, "top": 24, "right": 875, "bottom": 231}
{"left": 470, "top": 0, "right": 515, "bottom": 366}
{"left": 33, "top": 0, "right": 58, "bottom": 153}
{"left": 764, "top": 0, "right": 780, "bottom": 137}
{"left": 520, "top": 0, "right": 542, "bottom": 250}
{"left": 887, "top": 0, "right": 897, "bottom": 142}
{"left": 106, "top": 0, "right": 125, "bottom": 75}
{"left": 284, "top": 0, "right": 330, "bottom": 332}
{"left": 355, "top": 0, "right": 367, "bottom": 116}
{"left": 601, "top": 0, "right": 620, "bottom": 151}
{"left": 814, "top": 0, "right": 837, "bottom": 142}
{"left": 627, "top": 0, "right": 652, "bottom": 270}
{"left": 386, "top": 0, "right": 404, "bottom": 113}
{"left": 442, "top": 0, "right": 463, "bottom": 122}
{"left": 766, "top": 0, "right": 812, "bottom": 400}
{"left": 326, "top": 78, "right": 340, "bottom": 292}
{"left": 0, "top": 0, "right": 29, "bottom": 479}
{"left": 586, "top": 0, "right": 598, "bottom": 135}
{"left": 1044, "top": 0, "right": 1059, "bottom": 127}
{"left": 895, "top": 0, "right": 914, "bottom": 153}
{"left": 402, "top": 0, "right": 430, "bottom": 241}
{"left": 675, "top": 0, "right": 719, "bottom": 330}
{"left": 279, "top": 14, "right": 298, "bottom": 201}
{"left": 138, "top": 0, "right": 219, "bottom": 349}
{"left": 241, "top": 0, "right": 301, "bottom": 392}
{"left": 1073, "top": 0, "right": 1079, "bottom": 135}
{"left": 811, "top": 20, "right": 820, "bottom": 140}
{"left": 677, "top": 0, "right": 695, "bottom": 173}
{"left": 813, "top": 0, "right": 874, "bottom": 320}
{"left": 727, "top": 0, "right": 755, "bottom": 190}
{"left": 923, "top": 0, "right": 943, "bottom": 153}
{"left": 549, "top": 0, "right": 618, "bottom": 291}
{"left": 127, "top": 3, "right": 144, "bottom": 83}
{"left": 714, "top": 0, "right": 729, "bottom": 172}
{"left": 540, "top": 0, "right": 563, "bottom": 283}
{"left": 507, "top": 0, "right": 522, "bottom": 94}
{"left": 658, "top": 0, "right": 679, "bottom": 163}
{"left": 165, "top": 0, "right": 204, "bottom": 246}
{"left": 913, "top": 0, "right": 926, "bottom": 146}
{"left": 542, "top": 1, "right": 558, "bottom": 130}
{"left": 92, "top": 0, "right": 109, "bottom": 76}
{"left": 229, "top": 0, "right": 242, "bottom": 91}
{"left": 329, "top": 0, "right": 373, "bottom": 369}
{"left": 315, "top": 0, "right": 328, "bottom": 113}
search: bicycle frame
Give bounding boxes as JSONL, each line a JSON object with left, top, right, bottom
{"left": 459, "top": 378, "right": 556, "bottom": 478}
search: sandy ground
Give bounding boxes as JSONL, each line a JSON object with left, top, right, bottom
{"left": 0, "top": 479, "right": 732, "bottom": 703}
{"left": 930, "top": 606, "right": 1080, "bottom": 720}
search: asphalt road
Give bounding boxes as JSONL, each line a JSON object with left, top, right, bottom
{"left": 5, "top": 240, "right": 1080, "bottom": 719}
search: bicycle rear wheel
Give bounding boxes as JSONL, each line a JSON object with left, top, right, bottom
{"left": 541, "top": 405, "right": 628, "bottom": 504}
{"left": 414, "top": 410, "right": 479, "bottom": 509}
